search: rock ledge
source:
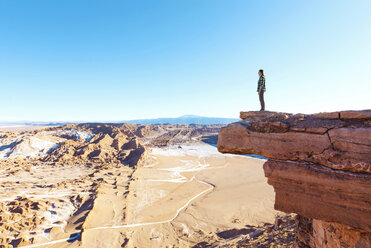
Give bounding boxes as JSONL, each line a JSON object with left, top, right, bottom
{"left": 218, "top": 110, "right": 371, "bottom": 247}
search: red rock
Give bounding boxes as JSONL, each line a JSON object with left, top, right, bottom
{"left": 218, "top": 122, "right": 331, "bottom": 161}
{"left": 339, "top": 110, "right": 371, "bottom": 120}
{"left": 304, "top": 127, "right": 328, "bottom": 134}
{"left": 329, "top": 128, "right": 371, "bottom": 153}
{"left": 218, "top": 113, "right": 371, "bottom": 174}
{"left": 311, "top": 112, "right": 339, "bottom": 119}
{"left": 264, "top": 159, "right": 371, "bottom": 232}
{"left": 218, "top": 110, "right": 371, "bottom": 247}
{"left": 289, "top": 127, "right": 306, "bottom": 132}
{"left": 240, "top": 111, "right": 291, "bottom": 121}
{"left": 295, "top": 216, "right": 371, "bottom": 248}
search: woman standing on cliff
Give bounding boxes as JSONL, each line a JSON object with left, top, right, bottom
{"left": 257, "top": 69, "right": 266, "bottom": 111}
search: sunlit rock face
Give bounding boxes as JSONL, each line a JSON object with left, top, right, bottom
{"left": 218, "top": 110, "right": 371, "bottom": 248}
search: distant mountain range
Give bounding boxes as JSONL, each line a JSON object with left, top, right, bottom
{"left": 0, "top": 121, "right": 65, "bottom": 126}
{"left": 124, "top": 115, "right": 239, "bottom": 125}
{"left": 0, "top": 115, "right": 239, "bottom": 126}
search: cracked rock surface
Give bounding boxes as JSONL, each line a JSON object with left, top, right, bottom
{"left": 219, "top": 110, "right": 371, "bottom": 173}
{"left": 217, "top": 110, "right": 371, "bottom": 248}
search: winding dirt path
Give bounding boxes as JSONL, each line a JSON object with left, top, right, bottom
{"left": 20, "top": 175, "right": 214, "bottom": 248}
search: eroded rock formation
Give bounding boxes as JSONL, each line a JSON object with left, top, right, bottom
{"left": 218, "top": 110, "right": 371, "bottom": 247}
{"left": 0, "top": 123, "right": 225, "bottom": 247}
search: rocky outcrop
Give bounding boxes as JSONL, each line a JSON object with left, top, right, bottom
{"left": 219, "top": 110, "right": 371, "bottom": 173}
{"left": 217, "top": 110, "right": 371, "bottom": 247}
{"left": 295, "top": 216, "right": 371, "bottom": 248}
{"left": 45, "top": 125, "right": 147, "bottom": 167}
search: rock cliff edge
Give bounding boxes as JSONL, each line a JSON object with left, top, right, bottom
{"left": 217, "top": 110, "right": 371, "bottom": 247}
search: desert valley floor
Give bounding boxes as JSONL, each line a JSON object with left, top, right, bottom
{"left": 0, "top": 124, "right": 294, "bottom": 248}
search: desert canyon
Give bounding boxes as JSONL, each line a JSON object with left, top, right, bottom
{"left": 1, "top": 109, "right": 370, "bottom": 248}
{"left": 0, "top": 122, "right": 293, "bottom": 248}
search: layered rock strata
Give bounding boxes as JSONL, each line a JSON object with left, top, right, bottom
{"left": 217, "top": 110, "right": 371, "bottom": 247}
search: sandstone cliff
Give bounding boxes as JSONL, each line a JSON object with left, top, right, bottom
{"left": 217, "top": 110, "right": 371, "bottom": 247}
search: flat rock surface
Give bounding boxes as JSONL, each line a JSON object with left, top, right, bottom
{"left": 219, "top": 110, "right": 371, "bottom": 173}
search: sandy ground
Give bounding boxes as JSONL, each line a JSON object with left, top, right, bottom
{"left": 118, "top": 145, "right": 278, "bottom": 247}
{"left": 8, "top": 144, "right": 279, "bottom": 248}
{"left": 0, "top": 123, "right": 281, "bottom": 248}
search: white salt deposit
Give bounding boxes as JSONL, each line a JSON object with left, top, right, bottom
{"left": 57, "top": 130, "right": 95, "bottom": 142}
{"left": 0, "top": 130, "right": 93, "bottom": 160}
{"left": 150, "top": 144, "right": 227, "bottom": 157}
{"left": 8, "top": 136, "right": 58, "bottom": 159}
{"left": 0, "top": 137, "right": 19, "bottom": 159}
{"left": 151, "top": 143, "right": 266, "bottom": 160}
{"left": 0, "top": 147, "right": 12, "bottom": 159}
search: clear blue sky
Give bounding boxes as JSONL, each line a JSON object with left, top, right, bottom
{"left": 1, "top": 0, "right": 370, "bottom": 122}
